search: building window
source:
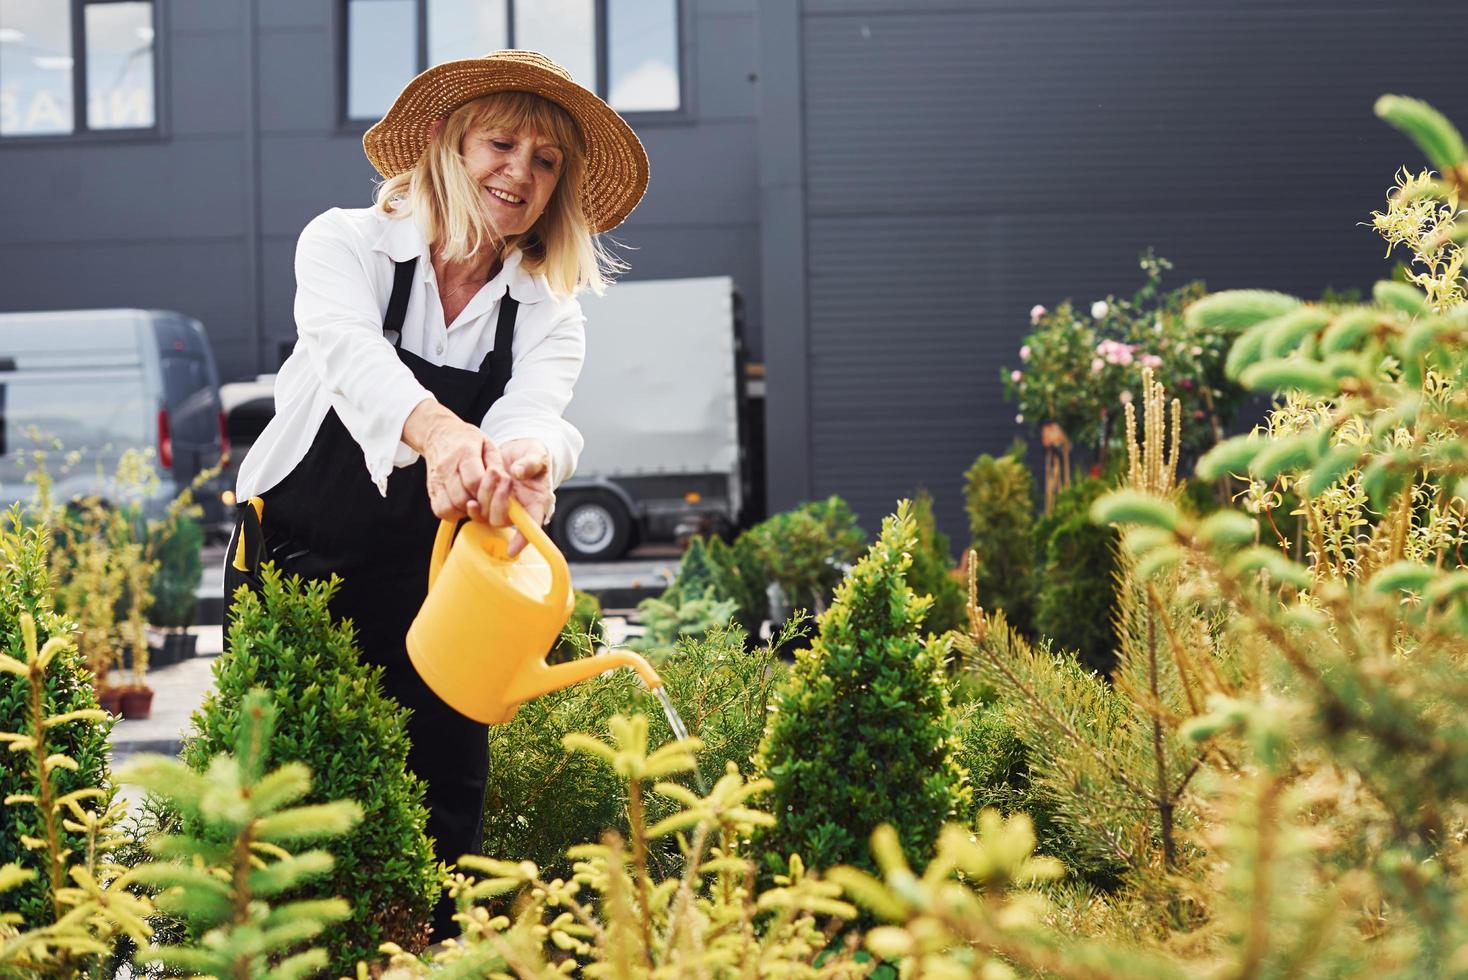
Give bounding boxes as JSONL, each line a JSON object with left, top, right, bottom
{"left": 0, "top": 0, "right": 157, "bottom": 137}
{"left": 344, "top": 0, "right": 681, "bottom": 123}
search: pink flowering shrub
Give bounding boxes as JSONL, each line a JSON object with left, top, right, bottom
{"left": 1002, "top": 249, "right": 1239, "bottom": 456}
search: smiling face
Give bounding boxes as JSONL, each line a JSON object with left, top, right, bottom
{"left": 461, "top": 128, "right": 564, "bottom": 238}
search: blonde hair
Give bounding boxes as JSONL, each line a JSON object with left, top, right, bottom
{"left": 373, "top": 91, "right": 625, "bottom": 297}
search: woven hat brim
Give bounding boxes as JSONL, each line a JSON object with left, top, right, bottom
{"left": 364, "top": 57, "right": 649, "bottom": 234}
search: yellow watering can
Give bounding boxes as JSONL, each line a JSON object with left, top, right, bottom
{"left": 406, "top": 498, "right": 663, "bottom": 724}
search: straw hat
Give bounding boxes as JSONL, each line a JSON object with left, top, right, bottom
{"left": 363, "top": 49, "right": 649, "bottom": 234}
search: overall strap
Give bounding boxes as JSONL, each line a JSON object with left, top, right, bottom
{"left": 383, "top": 257, "right": 418, "bottom": 344}
{"left": 480, "top": 287, "right": 519, "bottom": 394}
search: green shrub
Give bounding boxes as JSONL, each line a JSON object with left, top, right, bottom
{"left": 118, "top": 689, "right": 361, "bottom": 979}
{"left": 963, "top": 445, "right": 1037, "bottom": 635}
{"left": 905, "top": 489, "right": 967, "bottom": 637}
{"left": 627, "top": 536, "right": 743, "bottom": 657}
{"left": 1033, "top": 478, "right": 1120, "bottom": 675}
{"left": 179, "top": 566, "right": 438, "bottom": 973}
{"left": 745, "top": 496, "right": 866, "bottom": 616}
{"left": 957, "top": 612, "right": 1140, "bottom": 886}
{"left": 705, "top": 533, "right": 769, "bottom": 636}
{"left": 950, "top": 698, "right": 1111, "bottom": 884}
{"left": 0, "top": 511, "right": 116, "bottom": 933}
{"left": 754, "top": 501, "right": 970, "bottom": 876}
{"left": 668, "top": 535, "right": 717, "bottom": 602}
{"left": 627, "top": 588, "right": 738, "bottom": 657}
{"left": 482, "top": 622, "right": 786, "bottom": 882}
{"left": 550, "top": 588, "right": 603, "bottom": 663}
{"left": 148, "top": 510, "right": 202, "bottom": 629}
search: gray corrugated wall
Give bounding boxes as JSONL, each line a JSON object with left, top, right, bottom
{"left": 0, "top": 0, "right": 765, "bottom": 380}
{"left": 792, "top": 0, "right": 1468, "bottom": 547}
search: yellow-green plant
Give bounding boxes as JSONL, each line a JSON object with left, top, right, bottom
{"left": 368, "top": 714, "right": 863, "bottom": 978}
{"left": 26, "top": 445, "right": 220, "bottom": 692}
{"left": 118, "top": 688, "right": 362, "bottom": 979}
{"left": 957, "top": 378, "right": 1234, "bottom": 893}
{"left": 1083, "top": 93, "right": 1468, "bottom": 974}
{"left": 50, "top": 497, "right": 129, "bottom": 689}
{"left": 832, "top": 813, "right": 1183, "bottom": 979}
{"left": 0, "top": 612, "right": 152, "bottom": 976}
{"left": 116, "top": 523, "right": 156, "bottom": 689}
{"left": 1369, "top": 164, "right": 1465, "bottom": 311}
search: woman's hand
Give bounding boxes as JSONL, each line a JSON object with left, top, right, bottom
{"left": 471, "top": 438, "right": 554, "bottom": 558}
{"left": 406, "top": 400, "right": 511, "bottom": 522}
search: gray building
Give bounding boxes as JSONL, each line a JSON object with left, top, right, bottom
{"left": 3, "top": 0, "right": 1463, "bottom": 543}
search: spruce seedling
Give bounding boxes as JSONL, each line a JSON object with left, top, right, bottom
{"left": 0, "top": 611, "right": 152, "bottom": 976}
{"left": 373, "top": 714, "right": 859, "bottom": 978}
{"left": 117, "top": 688, "right": 362, "bottom": 979}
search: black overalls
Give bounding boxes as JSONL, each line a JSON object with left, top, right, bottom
{"left": 225, "top": 257, "right": 516, "bottom": 939}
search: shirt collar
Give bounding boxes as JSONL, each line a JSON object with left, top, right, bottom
{"left": 371, "top": 210, "right": 548, "bottom": 305}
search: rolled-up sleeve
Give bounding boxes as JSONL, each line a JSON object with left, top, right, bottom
{"left": 480, "top": 298, "right": 586, "bottom": 490}
{"left": 293, "top": 210, "right": 432, "bottom": 496}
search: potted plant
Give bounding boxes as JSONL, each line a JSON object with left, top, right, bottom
{"left": 117, "top": 520, "right": 159, "bottom": 719}
{"left": 117, "top": 620, "right": 154, "bottom": 719}
{"left": 148, "top": 507, "right": 203, "bottom": 663}
{"left": 49, "top": 497, "right": 128, "bottom": 715}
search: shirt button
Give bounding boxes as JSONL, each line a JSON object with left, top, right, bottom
{"left": 436, "top": 342, "right": 444, "bottom": 355}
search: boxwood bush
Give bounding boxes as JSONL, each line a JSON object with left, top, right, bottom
{"left": 179, "top": 567, "right": 439, "bottom": 973}
{"left": 754, "top": 501, "right": 969, "bottom": 876}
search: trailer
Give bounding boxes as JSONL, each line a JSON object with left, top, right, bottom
{"left": 552, "top": 275, "right": 748, "bottom": 561}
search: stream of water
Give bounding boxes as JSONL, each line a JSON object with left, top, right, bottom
{"left": 653, "top": 685, "right": 709, "bottom": 796}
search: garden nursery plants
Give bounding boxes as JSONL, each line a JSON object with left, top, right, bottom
{"left": 6, "top": 91, "right": 1468, "bottom": 980}
{"left": 0, "top": 515, "right": 120, "bottom": 941}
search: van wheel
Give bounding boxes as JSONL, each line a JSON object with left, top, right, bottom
{"left": 551, "top": 491, "right": 633, "bottom": 562}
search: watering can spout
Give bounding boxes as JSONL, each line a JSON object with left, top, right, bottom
{"left": 511, "top": 648, "right": 663, "bottom": 708}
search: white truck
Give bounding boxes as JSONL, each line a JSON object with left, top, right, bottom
{"left": 221, "top": 275, "right": 751, "bottom": 562}
{"left": 552, "top": 275, "right": 748, "bottom": 561}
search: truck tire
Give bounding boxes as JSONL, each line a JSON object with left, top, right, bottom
{"left": 551, "top": 491, "right": 633, "bottom": 562}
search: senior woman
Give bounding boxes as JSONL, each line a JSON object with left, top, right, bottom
{"left": 226, "top": 50, "right": 648, "bottom": 938}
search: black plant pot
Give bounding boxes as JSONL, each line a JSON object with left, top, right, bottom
{"left": 149, "top": 639, "right": 179, "bottom": 669}
{"left": 164, "top": 631, "right": 198, "bottom": 662}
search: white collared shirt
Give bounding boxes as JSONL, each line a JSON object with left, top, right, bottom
{"left": 235, "top": 205, "right": 585, "bottom": 506}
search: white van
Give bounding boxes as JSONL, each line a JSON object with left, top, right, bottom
{"left": 0, "top": 309, "right": 230, "bottom": 531}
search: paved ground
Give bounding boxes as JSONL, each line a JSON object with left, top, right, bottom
{"left": 107, "top": 626, "right": 223, "bottom": 765}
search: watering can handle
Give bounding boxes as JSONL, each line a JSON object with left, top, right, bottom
{"left": 427, "top": 500, "right": 572, "bottom": 609}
